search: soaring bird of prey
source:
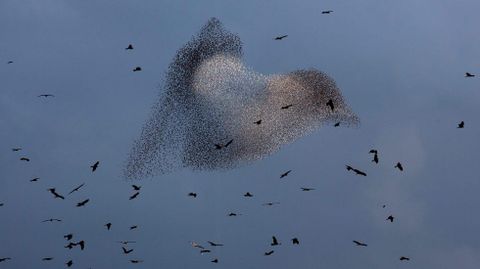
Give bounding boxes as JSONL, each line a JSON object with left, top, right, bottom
{"left": 264, "top": 250, "right": 274, "bottom": 256}
{"left": 11, "top": 148, "right": 22, "bottom": 151}
{"left": 105, "top": 222, "right": 112, "bottom": 230}
{"left": 42, "top": 218, "right": 62, "bottom": 222}
{"left": 326, "top": 99, "right": 334, "bottom": 111}
{"left": 133, "top": 66, "right": 142, "bottom": 72}
{"left": 188, "top": 192, "right": 197, "bottom": 198}
{"left": 66, "top": 260, "right": 73, "bottom": 267}
{"left": 132, "top": 185, "right": 141, "bottom": 191}
{"left": 394, "top": 162, "right": 404, "bottom": 171}
{"left": 465, "top": 72, "right": 475, "bottom": 77}
{"left": 244, "top": 192, "right": 253, "bottom": 197}
{"left": 254, "top": 119, "right": 262, "bottom": 125}
{"left": 90, "top": 161, "right": 99, "bottom": 172}
{"left": 0, "top": 258, "right": 12, "bottom": 262}
{"left": 20, "top": 157, "right": 30, "bottom": 162}
{"left": 125, "top": 44, "right": 134, "bottom": 50}
{"left": 48, "top": 188, "right": 65, "bottom": 199}
{"left": 292, "top": 238, "right": 300, "bottom": 245}
{"left": 271, "top": 236, "right": 280, "bottom": 246}
{"left": 322, "top": 10, "right": 333, "bottom": 14}
{"left": 129, "top": 192, "right": 140, "bottom": 200}
{"left": 274, "top": 35, "right": 288, "bottom": 40}
{"left": 386, "top": 215, "right": 394, "bottom": 222}
{"left": 458, "top": 121, "right": 464, "bottom": 128}
{"left": 301, "top": 187, "right": 315, "bottom": 191}
{"left": 68, "top": 183, "right": 85, "bottom": 195}
{"left": 400, "top": 256, "right": 410, "bottom": 261}
{"left": 346, "top": 165, "right": 367, "bottom": 176}
{"left": 353, "top": 240, "right": 368, "bottom": 247}
{"left": 281, "top": 104, "right": 293, "bottom": 109}
{"left": 122, "top": 247, "right": 134, "bottom": 254}
{"left": 280, "top": 170, "right": 292, "bottom": 178}
{"left": 38, "top": 94, "right": 55, "bottom": 98}
{"left": 76, "top": 199, "right": 90, "bottom": 207}
{"left": 208, "top": 241, "right": 224, "bottom": 247}
{"left": 64, "top": 234, "right": 73, "bottom": 241}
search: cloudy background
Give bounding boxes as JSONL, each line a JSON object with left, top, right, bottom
{"left": 1, "top": 0, "right": 480, "bottom": 268}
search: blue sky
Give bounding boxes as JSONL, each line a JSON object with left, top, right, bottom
{"left": 1, "top": 0, "right": 480, "bottom": 268}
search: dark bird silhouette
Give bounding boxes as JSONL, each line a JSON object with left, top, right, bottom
{"left": 254, "top": 119, "right": 262, "bottom": 125}
{"left": 122, "top": 247, "right": 134, "bottom": 254}
{"left": 228, "top": 212, "right": 240, "bottom": 217}
{"left": 211, "top": 258, "right": 219, "bottom": 263}
{"left": 133, "top": 66, "right": 142, "bottom": 72}
{"left": 130, "top": 260, "right": 143, "bottom": 263}
{"left": 280, "top": 170, "right": 292, "bottom": 178}
{"left": 353, "top": 240, "right": 368, "bottom": 247}
{"left": 369, "top": 149, "right": 378, "bottom": 154}
{"left": 224, "top": 139, "right": 233, "bottom": 148}
{"left": 129, "top": 192, "right": 140, "bottom": 200}
{"left": 458, "top": 121, "right": 464, "bottom": 128}
{"left": 262, "top": 202, "right": 280, "bottom": 206}
{"left": 372, "top": 153, "right": 379, "bottom": 164}
{"left": 42, "top": 257, "right": 54, "bottom": 261}
{"left": 76, "top": 199, "right": 90, "bottom": 207}
{"left": 48, "top": 188, "right": 65, "bottom": 199}
{"left": 208, "top": 241, "right": 224, "bottom": 247}
{"left": 334, "top": 122, "right": 340, "bottom": 127}
{"left": 30, "top": 177, "right": 39, "bottom": 182}
{"left": 76, "top": 240, "right": 85, "bottom": 250}
{"left": 281, "top": 104, "right": 293, "bottom": 109}
{"left": 400, "top": 256, "right": 410, "bottom": 261}
{"left": 130, "top": 225, "right": 138, "bottom": 230}
{"left": 0, "top": 203, "right": 3, "bottom": 207}
{"left": 244, "top": 192, "right": 253, "bottom": 197}
{"left": 394, "top": 162, "right": 404, "bottom": 171}
{"left": 214, "top": 139, "right": 233, "bottom": 149}
{"left": 125, "top": 44, "right": 134, "bottom": 50}
{"left": 465, "top": 72, "right": 475, "bottom": 77}
{"left": 346, "top": 165, "right": 367, "bottom": 176}
{"left": 90, "top": 161, "right": 99, "bottom": 172}
{"left": 264, "top": 250, "right": 274, "bottom": 256}
{"left": 105, "top": 222, "right": 112, "bottom": 230}
{"left": 322, "top": 10, "right": 333, "bottom": 14}
{"left": 64, "top": 234, "right": 73, "bottom": 241}
{"left": 274, "top": 35, "right": 288, "bottom": 40}
{"left": 190, "top": 241, "right": 204, "bottom": 249}
{"left": 20, "top": 157, "right": 30, "bottom": 162}
{"left": 301, "top": 187, "right": 315, "bottom": 191}
{"left": 0, "top": 258, "right": 12, "bottom": 262}
{"left": 66, "top": 260, "right": 73, "bottom": 267}
{"left": 271, "top": 236, "right": 280, "bottom": 246}
{"left": 188, "top": 192, "right": 197, "bottom": 198}
{"left": 326, "top": 99, "right": 334, "bottom": 111}
{"left": 386, "top": 215, "right": 394, "bottom": 222}
{"left": 292, "top": 238, "right": 300, "bottom": 245}
{"left": 65, "top": 242, "right": 76, "bottom": 249}
{"left": 42, "top": 218, "right": 62, "bottom": 222}
{"left": 38, "top": 94, "right": 55, "bottom": 98}
{"left": 7, "top": 61, "right": 13, "bottom": 64}
{"left": 200, "top": 249, "right": 211, "bottom": 254}
{"left": 11, "top": 148, "right": 22, "bottom": 151}
{"left": 132, "top": 185, "right": 141, "bottom": 191}
{"left": 68, "top": 183, "right": 85, "bottom": 195}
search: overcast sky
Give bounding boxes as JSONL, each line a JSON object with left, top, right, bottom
{"left": 1, "top": 0, "right": 480, "bottom": 268}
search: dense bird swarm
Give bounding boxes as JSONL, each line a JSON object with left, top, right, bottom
{"left": 124, "top": 18, "right": 359, "bottom": 179}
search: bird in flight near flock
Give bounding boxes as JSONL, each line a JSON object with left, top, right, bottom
{"left": 346, "top": 165, "right": 367, "bottom": 176}
{"left": 274, "top": 35, "right": 288, "bottom": 40}
{"left": 48, "top": 188, "right": 65, "bottom": 199}
{"left": 458, "top": 121, "right": 464, "bottom": 128}
{"left": 90, "top": 161, "right": 99, "bottom": 172}
{"left": 465, "top": 72, "right": 475, "bottom": 77}
{"left": 125, "top": 44, "right": 134, "bottom": 50}
{"left": 353, "top": 240, "right": 368, "bottom": 247}
{"left": 280, "top": 170, "right": 292, "bottom": 178}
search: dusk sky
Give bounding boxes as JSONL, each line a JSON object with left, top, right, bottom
{"left": 1, "top": 0, "right": 480, "bottom": 268}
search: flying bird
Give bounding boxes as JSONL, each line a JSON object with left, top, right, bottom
{"left": 68, "top": 183, "right": 85, "bottom": 195}
{"left": 465, "top": 72, "right": 475, "bottom": 77}
{"left": 322, "top": 10, "right": 333, "bottom": 14}
{"left": 7, "top": 61, "right": 13, "bottom": 64}
{"left": 254, "top": 119, "right": 262, "bottom": 125}
{"left": 394, "top": 162, "right": 403, "bottom": 171}
{"left": 190, "top": 241, "right": 205, "bottom": 249}
{"left": 353, "top": 240, "right": 368, "bottom": 247}
{"left": 11, "top": 148, "right": 22, "bottom": 151}
{"left": 90, "top": 161, "right": 99, "bottom": 172}
{"left": 458, "top": 121, "right": 464, "bottom": 128}
{"left": 42, "top": 257, "right": 54, "bottom": 261}
{"left": 0, "top": 258, "right": 11, "bottom": 262}
{"left": 76, "top": 199, "right": 90, "bottom": 207}
{"left": 211, "top": 258, "right": 219, "bottom": 263}
{"left": 208, "top": 241, "right": 224, "bottom": 247}
{"left": 264, "top": 250, "right": 274, "bottom": 256}
{"left": 372, "top": 153, "right": 379, "bottom": 164}
{"left": 386, "top": 215, "right": 394, "bottom": 222}
{"left": 200, "top": 249, "right": 211, "bottom": 254}
{"left": 334, "top": 122, "right": 340, "bottom": 127}
{"left": 64, "top": 234, "right": 73, "bottom": 241}
{"left": 66, "top": 260, "right": 73, "bottom": 267}
{"left": 132, "top": 185, "right": 141, "bottom": 191}
{"left": 188, "top": 192, "right": 197, "bottom": 198}
{"left": 38, "top": 94, "right": 55, "bottom": 98}
{"left": 346, "top": 165, "right": 367, "bottom": 176}
{"left": 130, "top": 260, "right": 143, "bottom": 263}
{"left": 77, "top": 240, "right": 85, "bottom": 250}
{"left": 130, "top": 225, "right": 138, "bottom": 230}
{"left": 65, "top": 242, "right": 76, "bottom": 249}
{"left": 281, "top": 104, "right": 293, "bottom": 109}
{"left": 301, "top": 187, "right": 315, "bottom": 191}
{"left": 400, "top": 256, "right": 410, "bottom": 261}
{"left": 228, "top": 212, "right": 240, "bottom": 216}
{"left": 30, "top": 177, "right": 39, "bottom": 182}
{"left": 20, "top": 157, "right": 30, "bottom": 162}
{"left": 271, "top": 236, "right": 280, "bottom": 246}
{"left": 129, "top": 192, "right": 140, "bottom": 200}
{"left": 133, "top": 66, "right": 142, "bottom": 72}
{"left": 48, "top": 188, "right": 65, "bottom": 199}
{"left": 105, "top": 222, "right": 112, "bottom": 230}
{"left": 326, "top": 99, "right": 334, "bottom": 111}
{"left": 42, "top": 218, "right": 62, "bottom": 222}
{"left": 122, "top": 247, "right": 134, "bottom": 254}
{"left": 125, "top": 44, "right": 134, "bottom": 50}
{"left": 292, "top": 238, "right": 300, "bottom": 245}
{"left": 214, "top": 139, "right": 233, "bottom": 149}
{"left": 280, "top": 170, "right": 292, "bottom": 178}
{"left": 274, "top": 35, "right": 288, "bottom": 40}
{"left": 244, "top": 192, "right": 253, "bottom": 197}
{"left": 262, "top": 202, "right": 280, "bottom": 206}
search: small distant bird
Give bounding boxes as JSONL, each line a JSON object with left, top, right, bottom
{"left": 465, "top": 72, "right": 475, "bottom": 77}
{"left": 292, "top": 238, "right": 300, "bottom": 245}
{"left": 7, "top": 61, "right": 13, "bottom": 64}
{"left": 274, "top": 35, "right": 288, "bottom": 40}
{"left": 224, "top": 139, "right": 233, "bottom": 148}
{"left": 322, "top": 10, "right": 333, "bottom": 14}
{"left": 188, "top": 192, "right": 197, "bottom": 198}
{"left": 65, "top": 242, "right": 76, "bottom": 249}
{"left": 271, "top": 236, "right": 280, "bottom": 246}
{"left": 90, "top": 161, "right": 99, "bottom": 172}
{"left": 105, "top": 222, "right": 112, "bottom": 230}
{"left": 118, "top": 241, "right": 136, "bottom": 245}
{"left": 130, "top": 260, "right": 143, "bottom": 263}
{"left": 214, "top": 139, "right": 233, "bottom": 149}
{"left": 76, "top": 199, "right": 90, "bottom": 207}
{"left": 228, "top": 212, "right": 240, "bottom": 217}
{"left": 133, "top": 67, "right": 142, "bottom": 72}
{"left": 11, "top": 148, "right": 22, "bottom": 151}
{"left": 122, "top": 247, "right": 134, "bottom": 254}
{"left": 369, "top": 149, "right": 378, "bottom": 154}
{"left": 400, "top": 256, "right": 410, "bottom": 261}
{"left": 334, "top": 122, "right": 340, "bottom": 127}
{"left": 190, "top": 241, "right": 204, "bottom": 249}
{"left": 281, "top": 104, "right": 293, "bottom": 109}
{"left": 353, "top": 240, "right": 368, "bottom": 247}
{"left": 125, "top": 44, "right": 134, "bottom": 50}
{"left": 326, "top": 99, "right": 334, "bottom": 111}
{"left": 0, "top": 203, "right": 3, "bottom": 207}
{"left": 211, "top": 258, "right": 219, "bottom": 263}
{"left": 132, "top": 185, "right": 141, "bottom": 191}
{"left": 64, "top": 234, "right": 73, "bottom": 241}
{"left": 301, "top": 187, "right": 315, "bottom": 191}
{"left": 20, "top": 157, "right": 30, "bottom": 162}
{"left": 0, "top": 257, "right": 12, "bottom": 262}
{"left": 262, "top": 202, "right": 280, "bottom": 206}
{"left": 130, "top": 225, "right": 138, "bottom": 230}
{"left": 200, "top": 249, "right": 211, "bottom": 254}
{"left": 394, "top": 162, "right": 403, "bottom": 171}
{"left": 458, "top": 121, "right": 464, "bottom": 128}
{"left": 68, "top": 183, "right": 85, "bottom": 195}
{"left": 30, "top": 177, "right": 39, "bottom": 182}
{"left": 346, "top": 165, "right": 367, "bottom": 176}
{"left": 372, "top": 153, "right": 379, "bottom": 164}
{"left": 129, "top": 192, "right": 140, "bottom": 200}
{"left": 386, "top": 215, "right": 394, "bottom": 222}
{"left": 254, "top": 119, "right": 262, "bottom": 125}
{"left": 280, "top": 170, "right": 292, "bottom": 178}
{"left": 208, "top": 241, "right": 224, "bottom": 247}
{"left": 42, "top": 257, "right": 54, "bottom": 261}
{"left": 42, "top": 218, "right": 62, "bottom": 222}
{"left": 38, "top": 94, "right": 54, "bottom": 98}
{"left": 48, "top": 188, "right": 65, "bottom": 199}
{"left": 66, "top": 260, "right": 73, "bottom": 267}
{"left": 244, "top": 192, "right": 253, "bottom": 197}
{"left": 264, "top": 250, "right": 274, "bottom": 256}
